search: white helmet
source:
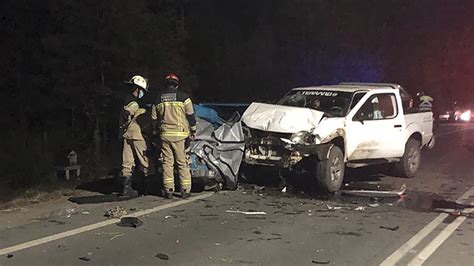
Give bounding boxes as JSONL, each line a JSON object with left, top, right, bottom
{"left": 125, "top": 75, "right": 148, "bottom": 91}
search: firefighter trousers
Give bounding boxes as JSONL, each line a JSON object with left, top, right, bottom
{"left": 161, "top": 139, "right": 192, "bottom": 192}
{"left": 121, "top": 139, "right": 155, "bottom": 178}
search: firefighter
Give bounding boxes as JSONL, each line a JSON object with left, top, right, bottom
{"left": 417, "top": 91, "right": 433, "bottom": 112}
{"left": 151, "top": 73, "right": 197, "bottom": 199}
{"left": 119, "top": 75, "right": 155, "bottom": 197}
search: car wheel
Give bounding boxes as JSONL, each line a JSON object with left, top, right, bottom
{"left": 395, "top": 138, "right": 421, "bottom": 178}
{"left": 317, "top": 145, "right": 345, "bottom": 192}
{"left": 238, "top": 164, "right": 257, "bottom": 183}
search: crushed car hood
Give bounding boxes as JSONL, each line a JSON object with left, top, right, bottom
{"left": 242, "top": 102, "right": 325, "bottom": 133}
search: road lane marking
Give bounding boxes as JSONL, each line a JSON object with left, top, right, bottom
{"left": 379, "top": 213, "right": 449, "bottom": 266}
{"left": 0, "top": 192, "right": 213, "bottom": 256}
{"left": 407, "top": 208, "right": 472, "bottom": 266}
{"left": 380, "top": 187, "right": 474, "bottom": 266}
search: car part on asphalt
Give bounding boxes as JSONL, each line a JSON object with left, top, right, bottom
{"left": 156, "top": 253, "right": 170, "bottom": 260}
{"left": 226, "top": 210, "right": 267, "bottom": 215}
{"left": 116, "top": 217, "right": 143, "bottom": 228}
{"left": 379, "top": 225, "right": 400, "bottom": 231}
{"left": 340, "top": 183, "right": 406, "bottom": 198}
{"left": 104, "top": 206, "right": 127, "bottom": 218}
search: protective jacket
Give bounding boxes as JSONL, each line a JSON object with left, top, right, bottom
{"left": 119, "top": 94, "right": 146, "bottom": 140}
{"left": 151, "top": 87, "right": 197, "bottom": 142}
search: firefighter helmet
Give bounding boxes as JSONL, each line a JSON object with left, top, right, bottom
{"left": 125, "top": 75, "right": 148, "bottom": 91}
{"left": 165, "top": 73, "right": 180, "bottom": 85}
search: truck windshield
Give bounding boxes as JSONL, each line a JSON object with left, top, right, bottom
{"left": 277, "top": 90, "right": 354, "bottom": 117}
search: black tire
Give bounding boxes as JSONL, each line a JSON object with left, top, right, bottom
{"left": 238, "top": 164, "right": 257, "bottom": 183}
{"left": 395, "top": 138, "right": 421, "bottom": 178}
{"left": 317, "top": 145, "right": 345, "bottom": 192}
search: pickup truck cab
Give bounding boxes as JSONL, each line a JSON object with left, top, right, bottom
{"left": 241, "top": 83, "right": 435, "bottom": 192}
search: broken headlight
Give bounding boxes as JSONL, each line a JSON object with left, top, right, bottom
{"left": 290, "top": 131, "right": 316, "bottom": 145}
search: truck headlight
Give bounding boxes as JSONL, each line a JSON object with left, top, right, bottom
{"left": 460, "top": 110, "right": 471, "bottom": 122}
{"left": 290, "top": 131, "right": 315, "bottom": 145}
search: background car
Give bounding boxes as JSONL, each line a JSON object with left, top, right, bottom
{"left": 438, "top": 103, "right": 473, "bottom": 122}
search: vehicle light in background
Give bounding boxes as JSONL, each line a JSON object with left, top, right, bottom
{"left": 460, "top": 110, "right": 471, "bottom": 122}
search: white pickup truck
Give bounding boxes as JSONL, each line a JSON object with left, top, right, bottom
{"left": 241, "top": 83, "right": 435, "bottom": 192}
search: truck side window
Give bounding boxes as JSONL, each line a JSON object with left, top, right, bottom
{"left": 354, "top": 94, "right": 398, "bottom": 120}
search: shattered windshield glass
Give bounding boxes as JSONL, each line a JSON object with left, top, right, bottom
{"left": 277, "top": 89, "right": 354, "bottom": 117}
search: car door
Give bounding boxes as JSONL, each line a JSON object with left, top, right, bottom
{"left": 346, "top": 93, "right": 406, "bottom": 160}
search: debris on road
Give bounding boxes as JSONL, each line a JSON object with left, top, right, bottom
{"left": 324, "top": 202, "right": 343, "bottom": 210}
{"left": 165, "top": 215, "right": 177, "bottom": 219}
{"left": 59, "top": 208, "right": 77, "bottom": 218}
{"left": 226, "top": 210, "right": 267, "bottom": 215}
{"left": 379, "top": 225, "right": 400, "bottom": 231}
{"left": 354, "top": 206, "right": 366, "bottom": 211}
{"left": 105, "top": 207, "right": 127, "bottom": 218}
{"left": 245, "top": 216, "right": 266, "bottom": 220}
{"left": 281, "top": 187, "right": 287, "bottom": 193}
{"left": 81, "top": 211, "right": 90, "bottom": 215}
{"left": 78, "top": 256, "right": 91, "bottom": 262}
{"left": 312, "top": 260, "right": 330, "bottom": 264}
{"left": 7, "top": 254, "right": 13, "bottom": 258}
{"left": 340, "top": 184, "right": 406, "bottom": 198}
{"left": 156, "top": 253, "right": 170, "bottom": 260}
{"left": 109, "top": 233, "right": 125, "bottom": 241}
{"left": 367, "top": 203, "right": 380, "bottom": 208}
{"left": 116, "top": 217, "right": 143, "bottom": 228}
{"left": 94, "top": 232, "right": 122, "bottom": 236}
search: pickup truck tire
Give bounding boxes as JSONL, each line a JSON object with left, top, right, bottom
{"left": 317, "top": 145, "right": 345, "bottom": 192}
{"left": 396, "top": 138, "right": 421, "bottom": 178}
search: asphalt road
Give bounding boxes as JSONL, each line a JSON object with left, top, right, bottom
{"left": 1, "top": 123, "right": 474, "bottom": 266}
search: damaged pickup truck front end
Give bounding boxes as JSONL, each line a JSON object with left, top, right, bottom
{"left": 242, "top": 102, "right": 343, "bottom": 169}
{"left": 241, "top": 84, "right": 435, "bottom": 192}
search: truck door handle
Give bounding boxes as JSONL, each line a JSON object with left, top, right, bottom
{"left": 394, "top": 124, "right": 402, "bottom": 128}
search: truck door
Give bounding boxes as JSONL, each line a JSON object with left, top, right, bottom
{"left": 346, "top": 93, "right": 406, "bottom": 160}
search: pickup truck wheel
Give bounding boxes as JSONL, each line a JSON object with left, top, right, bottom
{"left": 396, "top": 139, "right": 421, "bottom": 178}
{"left": 317, "top": 145, "right": 345, "bottom": 192}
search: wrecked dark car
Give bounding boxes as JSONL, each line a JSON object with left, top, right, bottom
{"left": 187, "top": 104, "right": 245, "bottom": 190}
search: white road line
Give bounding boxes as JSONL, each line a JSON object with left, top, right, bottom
{"left": 0, "top": 192, "right": 213, "bottom": 256}
{"left": 407, "top": 211, "right": 472, "bottom": 266}
{"left": 379, "top": 213, "right": 449, "bottom": 266}
{"left": 380, "top": 187, "right": 474, "bottom": 266}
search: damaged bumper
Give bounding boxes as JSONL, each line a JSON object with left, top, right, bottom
{"left": 243, "top": 128, "right": 332, "bottom": 168}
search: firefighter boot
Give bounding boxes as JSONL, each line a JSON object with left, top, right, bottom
{"left": 163, "top": 188, "right": 173, "bottom": 199}
{"left": 121, "top": 176, "right": 138, "bottom": 197}
{"left": 181, "top": 189, "right": 191, "bottom": 199}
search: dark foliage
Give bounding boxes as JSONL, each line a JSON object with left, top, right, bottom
{"left": 0, "top": 0, "right": 473, "bottom": 188}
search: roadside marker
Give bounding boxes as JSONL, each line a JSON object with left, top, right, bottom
{"left": 0, "top": 192, "right": 214, "bottom": 256}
